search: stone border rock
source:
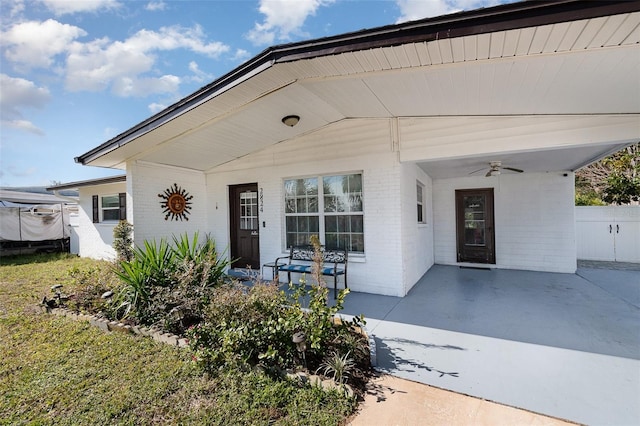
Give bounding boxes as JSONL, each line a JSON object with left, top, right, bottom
{"left": 39, "top": 305, "right": 188, "bottom": 348}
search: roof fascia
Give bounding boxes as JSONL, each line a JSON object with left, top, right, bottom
{"left": 46, "top": 175, "right": 127, "bottom": 191}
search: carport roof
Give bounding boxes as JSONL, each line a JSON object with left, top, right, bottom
{"left": 75, "top": 0, "right": 640, "bottom": 172}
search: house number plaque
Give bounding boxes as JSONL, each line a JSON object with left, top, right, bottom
{"left": 158, "top": 183, "right": 193, "bottom": 221}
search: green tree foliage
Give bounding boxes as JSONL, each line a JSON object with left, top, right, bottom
{"left": 575, "top": 143, "right": 639, "bottom": 205}
{"left": 601, "top": 144, "right": 639, "bottom": 205}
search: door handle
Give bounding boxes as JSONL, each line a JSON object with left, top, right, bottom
{"left": 616, "top": 224, "right": 619, "bottom": 234}
{"left": 609, "top": 224, "right": 612, "bottom": 233}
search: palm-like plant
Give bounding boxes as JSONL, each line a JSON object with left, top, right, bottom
{"left": 317, "top": 351, "right": 355, "bottom": 385}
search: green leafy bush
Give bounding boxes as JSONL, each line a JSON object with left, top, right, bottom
{"left": 110, "top": 232, "right": 230, "bottom": 333}
{"left": 188, "top": 282, "right": 302, "bottom": 372}
{"left": 188, "top": 235, "right": 370, "bottom": 387}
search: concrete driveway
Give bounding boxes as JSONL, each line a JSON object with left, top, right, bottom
{"left": 336, "top": 263, "right": 640, "bottom": 425}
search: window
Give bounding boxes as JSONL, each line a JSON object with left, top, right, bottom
{"left": 417, "top": 182, "right": 426, "bottom": 224}
{"left": 93, "top": 193, "right": 126, "bottom": 223}
{"left": 284, "top": 173, "right": 364, "bottom": 253}
{"left": 240, "top": 191, "right": 258, "bottom": 230}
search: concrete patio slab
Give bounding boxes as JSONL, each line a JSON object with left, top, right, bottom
{"left": 349, "top": 374, "right": 574, "bottom": 426}
{"left": 334, "top": 264, "right": 640, "bottom": 425}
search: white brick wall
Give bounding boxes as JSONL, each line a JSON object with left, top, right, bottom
{"left": 400, "top": 163, "right": 434, "bottom": 294}
{"left": 432, "top": 172, "right": 576, "bottom": 273}
{"left": 122, "top": 118, "right": 579, "bottom": 295}
{"left": 76, "top": 182, "right": 126, "bottom": 260}
{"left": 129, "top": 161, "right": 207, "bottom": 247}
{"left": 207, "top": 119, "right": 406, "bottom": 296}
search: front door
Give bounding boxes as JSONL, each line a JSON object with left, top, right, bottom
{"left": 455, "top": 188, "right": 495, "bottom": 264}
{"left": 229, "top": 184, "right": 260, "bottom": 269}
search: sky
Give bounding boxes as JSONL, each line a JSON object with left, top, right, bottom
{"left": 0, "top": 0, "right": 510, "bottom": 188}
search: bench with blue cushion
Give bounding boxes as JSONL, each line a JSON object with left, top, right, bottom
{"left": 275, "top": 245, "right": 348, "bottom": 299}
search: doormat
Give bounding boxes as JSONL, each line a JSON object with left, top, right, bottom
{"left": 459, "top": 266, "right": 493, "bottom": 270}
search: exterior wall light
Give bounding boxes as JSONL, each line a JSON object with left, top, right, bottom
{"left": 282, "top": 115, "right": 300, "bottom": 127}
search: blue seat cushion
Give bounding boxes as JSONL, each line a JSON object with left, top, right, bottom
{"left": 279, "top": 264, "right": 311, "bottom": 273}
{"left": 278, "top": 264, "right": 344, "bottom": 276}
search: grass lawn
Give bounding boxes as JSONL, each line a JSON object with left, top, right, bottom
{"left": 0, "top": 254, "right": 356, "bottom": 425}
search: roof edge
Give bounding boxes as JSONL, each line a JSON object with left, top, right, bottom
{"left": 46, "top": 175, "right": 127, "bottom": 191}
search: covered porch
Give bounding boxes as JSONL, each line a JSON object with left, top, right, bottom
{"left": 335, "top": 263, "right": 640, "bottom": 425}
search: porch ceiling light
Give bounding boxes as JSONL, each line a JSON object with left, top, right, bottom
{"left": 282, "top": 115, "right": 300, "bottom": 127}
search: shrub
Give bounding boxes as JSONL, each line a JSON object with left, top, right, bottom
{"left": 110, "top": 233, "right": 230, "bottom": 333}
{"left": 187, "top": 282, "right": 303, "bottom": 373}
{"left": 66, "top": 263, "right": 121, "bottom": 314}
{"left": 188, "top": 235, "right": 370, "bottom": 384}
{"left": 112, "top": 220, "right": 134, "bottom": 262}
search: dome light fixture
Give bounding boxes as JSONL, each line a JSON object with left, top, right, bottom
{"left": 281, "top": 115, "right": 300, "bottom": 127}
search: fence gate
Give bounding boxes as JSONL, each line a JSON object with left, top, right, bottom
{"left": 576, "top": 206, "right": 640, "bottom": 263}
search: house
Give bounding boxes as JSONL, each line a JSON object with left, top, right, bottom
{"left": 72, "top": 1, "right": 639, "bottom": 296}
{"left": 47, "top": 175, "right": 127, "bottom": 260}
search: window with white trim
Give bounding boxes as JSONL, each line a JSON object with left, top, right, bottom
{"left": 284, "top": 173, "right": 364, "bottom": 253}
{"left": 93, "top": 193, "right": 126, "bottom": 223}
{"left": 417, "top": 181, "right": 426, "bottom": 224}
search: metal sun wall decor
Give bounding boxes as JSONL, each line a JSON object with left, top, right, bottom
{"left": 158, "top": 183, "right": 193, "bottom": 221}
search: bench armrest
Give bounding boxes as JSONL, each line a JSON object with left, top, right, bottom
{"left": 274, "top": 255, "right": 290, "bottom": 265}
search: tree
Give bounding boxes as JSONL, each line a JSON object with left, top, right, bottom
{"left": 575, "top": 143, "right": 639, "bottom": 206}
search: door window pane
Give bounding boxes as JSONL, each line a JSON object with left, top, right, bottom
{"left": 464, "top": 195, "right": 485, "bottom": 246}
{"left": 240, "top": 191, "right": 258, "bottom": 230}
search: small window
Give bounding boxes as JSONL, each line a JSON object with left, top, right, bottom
{"left": 93, "top": 193, "right": 126, "bottom": 223}
{"left": 102, "top": 195, "right": 120, "bottom": 221}
{"left": 417, "top": 182, "right": 426, "bottom": 224}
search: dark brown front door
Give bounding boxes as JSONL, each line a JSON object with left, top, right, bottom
{"left": 229, "top": 184, "right": 260, "bottom": 269}
{"left": 456, "top": 188, "right": 495, "bottom": 264}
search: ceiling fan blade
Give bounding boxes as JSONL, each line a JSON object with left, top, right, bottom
{"left": 469, "top": 167, "right": 487, "bottom": 175}
{"left": 502, "top": 167, "right": 523, "bottom": 173}
{"left": 485, "top": 170, "right": 492, "bottom": 177}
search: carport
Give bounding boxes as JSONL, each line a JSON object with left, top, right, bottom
{"left": 337, "top": 263, "right": 640, "bottom": 425}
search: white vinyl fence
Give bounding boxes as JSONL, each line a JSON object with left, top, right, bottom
{"left": 576, "top": 206, "right": 640, "bottom": 263}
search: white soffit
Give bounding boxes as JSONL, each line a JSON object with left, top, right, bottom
{"left": 89, "top": 11, "right": 640, "bottom": 170}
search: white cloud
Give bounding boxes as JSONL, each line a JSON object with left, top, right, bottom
{"left": 2, "top": 19, "right": 87, "bottom": 69}
{"left": 395, "top": 0, "right": 503, "bottom": 22}
{"left": 111, "top": 74, "right": 181, "bottom": 97}
{"left": 65, "top": 25, "right": 229, "bottom": 96}
{"left": 145, "top": 1, "right": 166, "bottom": 11}
{"left": 148, "top": 102, "right": 167, "bottom": 114}
{"left": 246, "top": 0, "right": 335, "bottom": 46}
{"left": 3, "top": 119, "right": 45, "bottom": 136}
{"left": 232, "top": 49, "right": 251, "bottom": 62}
{"left": 0, "top": 74, "right": 51, "bottom": 135}
{"left": 37, "top": 0, "right": 121, "bottom": 15}
{"left": 0, "top": 74, "right": 51, "bottom": 117}
{"left": 0, "top": 74, "right": 49, "bottom": 136}
{"left": 186, "top": 61, "right": 214, "bottom": 84}
{"left": 5, "top": 0, "right": 25, "bottom": 17}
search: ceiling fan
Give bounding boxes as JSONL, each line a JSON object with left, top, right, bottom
{"left": 470, "top": 161, "right": 524, "bottom": 177}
